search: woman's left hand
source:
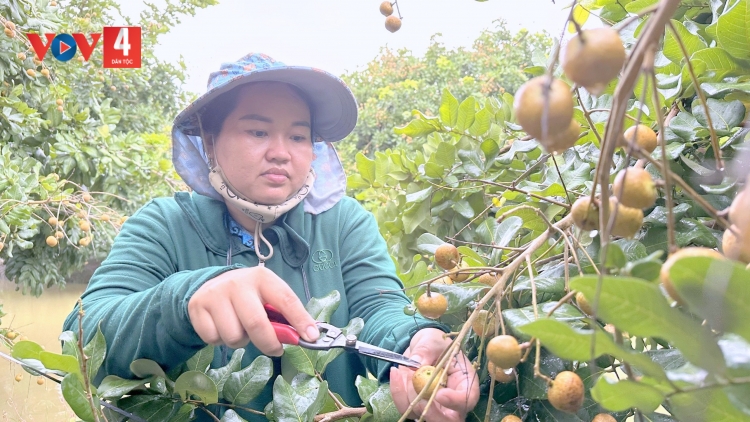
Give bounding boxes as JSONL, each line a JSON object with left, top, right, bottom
{"left": 389, "top": 328, "right": 480, "bottom": 422}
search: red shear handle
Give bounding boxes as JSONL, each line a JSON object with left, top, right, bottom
{"left": 271, "top": 321, "right": 300, "bottom": 345}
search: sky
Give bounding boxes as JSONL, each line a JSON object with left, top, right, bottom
{"left": 117, "top": 0, "right": 572, "bottom": 94}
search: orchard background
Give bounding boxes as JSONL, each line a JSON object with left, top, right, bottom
{"left": 2, "top": 0, "right": 750, "bottom": 421}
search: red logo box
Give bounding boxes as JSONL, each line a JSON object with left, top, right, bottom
{"left": 102, "top": 26, "right": 141, "bottom": 68}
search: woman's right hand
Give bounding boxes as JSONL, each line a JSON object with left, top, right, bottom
{"left": 187, "top": 266, "right": 320, "bottom": 356}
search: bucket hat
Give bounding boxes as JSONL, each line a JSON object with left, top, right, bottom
{"left": 171, "top": 52, "right": 358, "bottom": 214}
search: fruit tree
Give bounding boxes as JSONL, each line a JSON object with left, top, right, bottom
{"left": 0, "top": 0, "right": 213, "bottom": 295}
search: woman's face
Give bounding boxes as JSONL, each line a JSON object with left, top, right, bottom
{"left": 211, "top": 82, "right": 314, "bottom": 205}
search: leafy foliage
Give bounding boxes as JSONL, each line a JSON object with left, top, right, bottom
{"left": 0, "top": 0, "right": 202, "bottom": 295}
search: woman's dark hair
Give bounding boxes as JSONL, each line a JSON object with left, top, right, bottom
{"left": 199, "top": 82, "right": 315, "bottom": 137}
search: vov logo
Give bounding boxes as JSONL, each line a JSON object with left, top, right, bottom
{"left": 27, "top": 26, "right": 141, "bottom": 68}
{"left": 311, "top": 249, "right": 337, "bottom": 272}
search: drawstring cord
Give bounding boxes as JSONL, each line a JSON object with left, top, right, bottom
{"left": 254, "top": 221, "right": 274, "bottom": 265}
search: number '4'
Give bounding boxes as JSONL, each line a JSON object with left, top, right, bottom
{"left": 114, "top": 27, "right": 130, "bottom": 56}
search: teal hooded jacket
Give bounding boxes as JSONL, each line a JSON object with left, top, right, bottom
{"left": 62, "top": 192, "right": 445, "bottom": 421}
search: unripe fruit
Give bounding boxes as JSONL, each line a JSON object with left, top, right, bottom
{"left": 612, "top": 167, "right": 657, "bottom": 209}
{"left": 48, "top": 216, "right": 58, "bottom": 226}
{"left": 571, "top": 196, "right": 599, "bottom": 231}
{"left": 621, "top": 124, "right": 658, "bottom": 154}
{"left": 33, "top": 58, "right": 42, "bottom": 66}
{"left": 487, "top": 361, "right": 515, "bottom": 383}
{"left": 50, "top": 0, "right": 57, "bottom": 5}
{"left": 513, "top": 76, "right": 574, "bottom": 140}
{"left": 79, "top": 220, "right": 90, "bottom": 231}
{"left": 412, "top": 365, "right": 443, "bottom": 396}
{"left": 540, "top": 119, "right": 581, "bottom": 154}
{"left": 660, "top": 247, "right": 724, "bottom": 304}
{"left": 562, "top": 27, "right": 625, "bottom": 96}
{"left": 45, "top": 236, "right": 58, "bottom": 247}
{"left": 55, "top": 231, "right": 64, "bottom": 239}
{"left": 448, "top": 261, "right": 471, "bottom": 282}
{"left": 415, "top": 292, "right": 448, "bottom": 319}
{"left": 110, "top": 85, "right": 116, "bottom": 91}
{"left": 547, "top": 371, "right": 584, "bottom": 413}
{"left": 722, "top": 225, "right": 750, "bottom": 263}
{"left": 119, "top": 216, "right": 128, "bottom": 225}
{"left": 17, "top": 52, "right": 26, "bottom": 60}
{"left": 501, "top": 416, "right": 522, "bottom": 422}
{"left": 56, "top": 98, "right": 64, "bottom": 106}
{"left": 472, "top": 310, "right": 497, "bottom": 338}
{"left": 608, "top": 197, "right": 644, "bottom": 238}
{"left": 6, "top": 331, "right": 17, "bottom": 340}
{"left": 379, "top": 1, "right": 393, "bottom": 16}
{"left": 41, "top": 68, "right": 50, "bottom": 77}
{"left": 15, "top": 374, "right": 23, "bottom": 382}
{"left": 575, "top": 291, "right": 594, "bottom": 315}
{"left": 77, "top": 56, "right": 85, "bottom": 63}
{"left": 26, "top": 69, "right": 36, "bottom": 77}
{"left": 101, "top": 214, "right": 110, "bottom": 222}
{"left": 434, "top": 244, "right": 459, "bottom": 270}
{"left": 57, "top": 105, "right": 63, "bottom": 112}
{"left": 79, "top": 237, "right": 91, "bottom": 246}
{"left": 4, "top": 27, "right": 15, "bottom": 38}
{"left": 486, "top": 335, "right": 522, "bottom": 369}
{"left": 592, "top": 414, "right": 617, "bottom": 422}
{"left": 82, "top": 193, "right": 92, "bottom": 202}
{"left": 385, "top": 15, "right": 401, "bottom": 33}
{"left": 37, "top": 377, "right": 45, "bottom": 385}
{"left": 4, "top": 21, "right": 16, "bottom": 30}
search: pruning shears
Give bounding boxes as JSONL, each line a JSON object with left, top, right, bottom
{"left": 265, "top": 304, "right": 422, "bottom": 369}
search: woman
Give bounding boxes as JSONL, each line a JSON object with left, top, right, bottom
{"left": 63, "top": 53, "right": 478, "bottom": 421}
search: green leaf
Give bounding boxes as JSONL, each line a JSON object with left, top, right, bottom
{"left": 174, "top": 370, "right": 219, "bottom": 404}
{"left": 130, "top": 359, "right": 167, "bottom": 379}
{"left": 605, "top": 243, "right": 627, "bottom": 269}
{"left": 10, "top": 340, "right": 44, "bottom": 360}
{"left": 670, "top": 388, "right": 750, "bottom": 422}
{"left": 97, "top": 375, "right": 149, "bottom": 399}
{"left": 691, "top": 48, "right": 742, "bottom": 78}
{"left": 405, "top": 187, "right": 432, "bottom": 204}
{"left": 570, "top": 276, "right": 726, "bottom": 375}
{"left": 469, "top": 107, "right": 492, "bottom": 137}
{"left": 691, "top": 98, "right": 746, "bottom": 134}
{"left": 207, "top": 348, "right": 245, "bottom": 398}
{"left": 455, "top": 97, "right": 476, "bottom": 133}
{"left": 355, "top": 375, "right": 379, "bottom": 412}
{"left": 670, "top": 256, "right": 750, "bottom": 343}
{"left": 434, "top": 142, "right": 456, "bottom": 168}
{"left": 61, "top": 373, "right": 97, "bottom": 422}
{"left": 369, "top": 383, "right": 402, "bottom": 422}
{"left": 427, "top": 283, "right": 487, "bottom": 315}
{"left": 716, "top": 0, "right": 750, "bottom": 60}
{"left": 702, "top": 81, "right": 750, "bottom": 97}
{"left": 517, "top": 319, "right": 666, "bottom": 379}
{"left": 272, "top": 374, "right": 328, "bottom": 422}
{"left": 394, "top": 118, "right": 438, "bottom": 138}
{"left": 186, "top": 345, "right": 215, "bottom": 372}
{"left": 458, "top": 149, "right": 484, "bottom": 177}
{"left": 114, "top": 395, "right": 180, "bottom": 421}
{"left": 224, "top": 355, "right": 274, "bottom": 405}
{"left": 590, "top": 377, "right": 664, "bottom": 413}
{"left": 221, "top": 409, "right": 249, "bottom": 422}
{"left": 83, "top": 324, "right": 106, "bottom": 383}
{"left": 663, "top": 20, "right": 707, "bottom": 64}
{"left": 439, "top": 88, "right": 459, "bottom": 127}
{"left": 503, "top": 303, "right": 587, "bottom": 342}
{"left": 39, "top": 351, "right": 81, "bottom": 376}
{"left": 416, "top": 233, "right": 444, "bottom": 254}
{"left": 305, "top": 290, "right": 341, "bottom": 322}
{"left": 625, "top": 0, "right": 658, "bottom": 13}
{"left": 355, "top": 153, "right": 376, "bottom": 184}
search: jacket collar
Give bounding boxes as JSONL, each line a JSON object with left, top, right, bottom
{"left": 174, "top": 192, "right": 310, "bottom": 268}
